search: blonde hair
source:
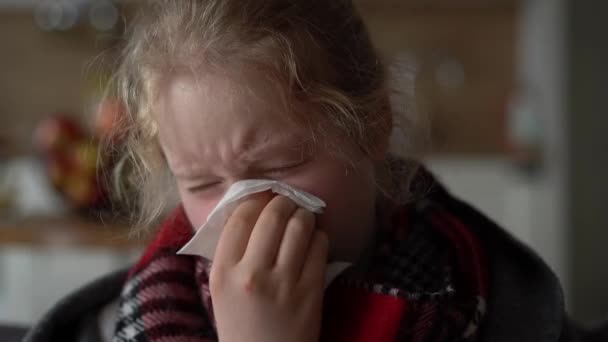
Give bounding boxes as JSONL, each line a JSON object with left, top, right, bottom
{"left": 103, "top": 0, "right": 424, "bottom": 230}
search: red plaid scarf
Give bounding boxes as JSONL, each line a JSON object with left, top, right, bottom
{"left": 114, "top": 194, "right": 488, "bottom": 342}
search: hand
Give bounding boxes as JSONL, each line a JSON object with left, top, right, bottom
{"left": 209, "top": 192, "right": 328, "bottom": 342}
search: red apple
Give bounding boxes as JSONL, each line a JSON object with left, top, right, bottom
{"left": 34, "top": 115, "right": 85, "bottom": 154}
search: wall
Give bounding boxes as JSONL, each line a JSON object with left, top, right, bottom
{"left": 568, "top": 1, "right": 608, "bottom": 323}
{"left": 514, "top": 0, "right": 570, "bottom": 307}
{"left": 0, "top": 11, "right": 110, "bottom": 154}
{"left": 358, "top": 4, "right": 516, "bottom": 154}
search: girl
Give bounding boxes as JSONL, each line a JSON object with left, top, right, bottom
{"left": 24, "top": 0, "right": 604, "bottom": 341}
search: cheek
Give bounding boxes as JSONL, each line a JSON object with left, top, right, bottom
{"left": 286, "top": 159, "right": 375, "bottom": 222}
{"left": 288, "top": 159, "right": 377, "bottom": 259}
{"left": 290, "top": 157, "right": 373, "bottom": 201}
{"left": 179, "top": 189, "right": 220, "bottom": 230}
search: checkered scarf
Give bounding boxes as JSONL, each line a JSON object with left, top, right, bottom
{"left": 113, "top": 189, "right": 488, "bottom": 342}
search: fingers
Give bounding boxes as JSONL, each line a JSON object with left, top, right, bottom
{"left": 300, "top": 230, "right": 329, "bottom": 288}
{"left": 275, "top": 208, "right": 315, "bottom": 277}
{"left": 242, "top": 195, "right": 298, "bottom": 268}
{"left": 214, "top": 192, "right": 273, "bottom": 266}
{"left": 215, "top": 191, "right": 327, "bottom": 289}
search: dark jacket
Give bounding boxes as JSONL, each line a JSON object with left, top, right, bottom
{"left": 23, "top": 188, "right": 608, "bottom": 342}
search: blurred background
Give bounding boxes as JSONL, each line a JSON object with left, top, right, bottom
{"left": 0, "top": 0, "right": 606, "bottom": 329}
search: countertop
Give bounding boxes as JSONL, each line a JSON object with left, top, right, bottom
{"left": 0, "top": 215, "right": 148, "bottom": 250}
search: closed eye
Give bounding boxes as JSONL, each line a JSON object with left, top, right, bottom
{"left": 186, "top": 181, "right": 222, "bottom": 193}
{"left": 265, "top": 161, "right": 305, "bottom": 177}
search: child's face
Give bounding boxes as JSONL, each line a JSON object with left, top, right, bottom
{"left": 156, "top": 68, "right": 384, "bottom": 262}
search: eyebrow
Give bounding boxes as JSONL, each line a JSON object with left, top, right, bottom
{"left": 241, "top": 135, "right": 312, "bottom": 163}
{"left": 171, "top": 135, "right": 313, "bottom": 180}
{"left": 171, "top": 163, "right": 216, "bottom": 180}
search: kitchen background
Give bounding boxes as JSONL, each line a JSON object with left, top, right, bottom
{"left": 1, "top": 0, "right": 607, "bottom": 329}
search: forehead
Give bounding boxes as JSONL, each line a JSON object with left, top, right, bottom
{"left": 154, "top": 69, "right": 313, "bottom": 164}
{"left": 160, "top": 69, "right": 292, "bottom": 125}
{"left": 158, "top": 68, "right": 290, "bottom": 118}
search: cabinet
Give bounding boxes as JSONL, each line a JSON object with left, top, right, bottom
{"left": 0, "top": 217, "right": 145, "bottom": 324}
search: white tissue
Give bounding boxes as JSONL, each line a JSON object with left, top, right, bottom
{"left": 177, "top": 179, "right": 350, "bottom": 287}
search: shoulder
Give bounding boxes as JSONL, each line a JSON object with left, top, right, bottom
{"left": 415, "top": 172, "right": 571, "bottom": 341}
{"left": 23, "top": 268, "right": 127, "bottom": 342}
